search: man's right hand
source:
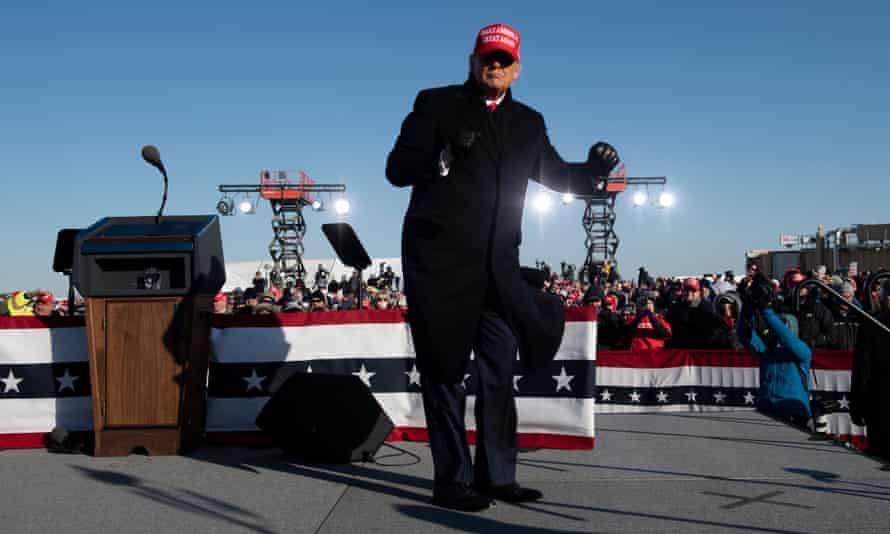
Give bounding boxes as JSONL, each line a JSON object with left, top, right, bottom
{"left": 587, "top": 142, "right": 620, "bottom": 176}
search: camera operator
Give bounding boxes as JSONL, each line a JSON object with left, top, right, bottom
{"left": 851, "top": 280, "right": 890, "bottom": 469}
{"left": 737, "top": 274, "right": 813, "bottom": 426}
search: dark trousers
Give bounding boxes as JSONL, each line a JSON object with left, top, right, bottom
{"left": 420, "top": 305, "right": 519, "bottom": 486}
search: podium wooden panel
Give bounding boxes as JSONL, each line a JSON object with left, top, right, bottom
{"left": 85, "top": 296, "right": 212, "bottom": 456}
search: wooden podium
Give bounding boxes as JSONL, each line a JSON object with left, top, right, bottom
{"left": 72, "top": 216, "right": 225, "bottom": 456}
{"left": 84, "top": 296, "right": 212, "bottom": 456}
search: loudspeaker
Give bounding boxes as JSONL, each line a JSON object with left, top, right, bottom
{"left": 256, "top": 372, "right": 394, "bottom": 463}
{"left": 53, "top": 229, "right": 82, "bottom": 273}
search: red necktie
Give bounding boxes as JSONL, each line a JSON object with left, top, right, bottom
{"left": 487, "top": 101, "right": 498, "bottom": 112}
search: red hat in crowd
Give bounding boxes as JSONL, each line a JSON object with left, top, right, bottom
{"left": 213, "top": 292, "right": 227, "bottom": 303}
{"left": 783, "top": 268, "right": 806, "bottom": 290}
{"left": 604, "top": 294, "right": 618, "bottom": 311}
{"left": 474, "top": 23, "right": 521, "bottom": 62}
{"left": 683, "top": 278, "right": 701, "bottom": 291}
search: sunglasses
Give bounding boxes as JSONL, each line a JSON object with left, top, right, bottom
{"left": 479, "top": 50, "right": 515, "bottom": 67}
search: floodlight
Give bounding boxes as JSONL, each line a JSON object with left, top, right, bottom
{"left": 311, "top": 199, "right": 324, "bottom": 211}
{"left": 533, "top": 192, "right": 553, "bottom": 213}
{"left": 238, "top": 199, "right": 254, "bottom": 214}
{"left": 658, "top": 191, "right": 675, "bottom": 208}
{"left": 334, "top": 198, "right": 350, "bottom": 216}
{"left": 216, "top": 197, "right": 234, "bottom": 216}
{"left": 632, "top": 191, "right": 648, "bottom": 207}
{"left": 561, "top": 193, "right": 575, "bottom": 204}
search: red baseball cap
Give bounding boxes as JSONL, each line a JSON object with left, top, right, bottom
{"left": 37, "top": 292, "right": 54, "bottom": 303}
{"left": 474, "top": 23, "right": 521, "bottom": 61}
{"left": 683, "top": 278, "right": 701, "bottom": 291}
{"left": 213, "top": 292, "right": 227, "bottom": 303}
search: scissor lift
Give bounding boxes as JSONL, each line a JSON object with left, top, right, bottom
{"left": 219, "top": 171, "right": 346, "bottom": 285}
{"left": 576, "top": 164, "right": 667, "bottom": 279}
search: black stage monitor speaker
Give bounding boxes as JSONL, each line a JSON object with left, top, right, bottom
{"left": 321, "top": 223, "right": 372, "bottom": 271}
{"left": 53, "top": 229, "right": 82, "bottom": 273}
{"left": 256, "top": 372, "right": 394, "bottom": 463}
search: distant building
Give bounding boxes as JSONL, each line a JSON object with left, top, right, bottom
{"left": 746, "top": 223, "right": 890, "bottom": 279}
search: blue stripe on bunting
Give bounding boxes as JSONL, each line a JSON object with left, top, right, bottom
{"left": 0, "top": 363, "right": 91, "bottom": 399}
{"left": 207, "top": 359, "right": 597, "bottom": 399}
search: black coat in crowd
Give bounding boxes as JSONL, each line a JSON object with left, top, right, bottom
{"left": 665, "top": 300, "right": 722, "bottom": 349}
{"left": 851, "top": 311, "right": 890, "bottom": 462}
{"left": 386, "top": 80, "right": 605, "bottom": 383}
{"left": 798, "top": 299, "right": 834, "bottom": 349}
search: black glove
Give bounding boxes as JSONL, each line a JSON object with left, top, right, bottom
{"left": 438, "top": 130, "right": 480, "bottom": 177}
{"left": 587, "top": 142, "right": 620, "bottom": 176}
{"left": 747, "top": 273, "right": 775, "bottom": 311}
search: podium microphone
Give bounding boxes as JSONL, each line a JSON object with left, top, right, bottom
{"left": 141, "top": 145, "right": 168, "bottom": 224}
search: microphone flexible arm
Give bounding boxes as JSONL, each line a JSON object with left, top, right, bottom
{"left": 157, "top": 168, "right": 168, "bottom": 225}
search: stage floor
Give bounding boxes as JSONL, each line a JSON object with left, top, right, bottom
{"left": 2, "top": 411, "right": 888, "bottom": 533}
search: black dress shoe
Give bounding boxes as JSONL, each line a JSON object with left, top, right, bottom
{"left": 432, "top": 483, "right": 493, "bottom": 512}
{"left": 479, "top": 482, "right": 543, "bottom": 503}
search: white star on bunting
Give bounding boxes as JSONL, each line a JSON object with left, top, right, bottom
{"left": 306, "top": 365, "right": 313, "bottom": 373}
{"left": 629, "top": 391, "right": 641, "bottom": 403}
{"left": 462, "top": 373, "right": 471, "bottom": 389}
{"left": 242, "top": 369, "right": 266, "bottom": 392}
{"left": 352, "top": 364, "right": 376, "bottom": 388}
{"left": 685, "top": 391, "right": 698, "bottom": 403}
{"left": 56, "top": 369, "right": 79, "bottom": 392}
{"left": 599, "top": 389, "right": 612, "bottom": 402}
{"left": 743, "top": 391, "right": 756, "bottom": 405}
{"left": 552, "top": 366, "right": 574, "bottom": 393}
{"left": 713, "top": 391, "right": 727, "bottom": 404}
{"left": 513, "top": 375, "right": 523, "bottom": 393}
{"left": 656, "top": 391, "right": 669, "bottom": 403}
{"left": 405, "top": 364, "right": 421, "bottom": 387}
{"left": 838, "top": 395, "right": 850, "bottom": 410}
{"left": 1, "top": 369, "right": 24, "bottom": 393}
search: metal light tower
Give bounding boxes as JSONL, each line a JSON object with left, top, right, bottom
{"left": 575, "top": 166, "right": 668, "bottom": 280}
{"left": 218, "top": 170, "right": 347, "bottom": 284}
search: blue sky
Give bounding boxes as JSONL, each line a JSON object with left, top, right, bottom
{"left": 2, "top": 1, "right": 888, "bottom": 294}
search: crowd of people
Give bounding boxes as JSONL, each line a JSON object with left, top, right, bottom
{"left": 534, "top": 261, "right": 869, "bottom": 354}
{"left": 213, "top": 266, "right": 405, "bottom": 315}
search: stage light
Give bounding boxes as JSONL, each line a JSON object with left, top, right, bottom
{"left": 658, "top": 192, "right": 675, "bottom": 208}
{"left": 311, "top": 199, "right": 324, "bottom": 212}
{"left": 216, "top": 197, "right": 234, "bottom": 216}
{"left": 561, "top": 193, "right": 575, "bottom": 204}
{"left": 632, "top": 191, "right": 648, "bottom": 207}
{"left": 533, "top": 191, "right": 553, "bottom": 213}
{"left": 238, "top": 199, "right": 254, "bottom": 214}
{"left": 334, "top": 198, "right": 350, "bottom": 216}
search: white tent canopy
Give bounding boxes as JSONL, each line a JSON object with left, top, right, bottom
{"left": 223, "top": 257, "right": 403, "bottom": 292}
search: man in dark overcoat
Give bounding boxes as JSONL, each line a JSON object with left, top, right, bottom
{"left": 851, "top": 280, "right": 890, "bottom": 469}
{"left": 386, "top": 23, "right": 619, "bottom": 510}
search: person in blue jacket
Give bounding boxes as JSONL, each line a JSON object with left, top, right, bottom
{"left": 737, "top": 274, "right": 813, "bottom": 422}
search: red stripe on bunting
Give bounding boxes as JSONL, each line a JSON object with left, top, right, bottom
{"left": 212, "top": 306, "right": 597, "bottom": 329}
{"left": 0, "top": 432, "right": 48, "bottom": 449}
{"left": 0, "top": 316, "right": 85, "bottom": 330}
{"left": 6, "top": 429, "right": 862, "bottom": 452}
{"left": 811, "top": 351, "right": 855, "bottom": 370}
{"left": 203, "top": 428, "right": 595, "bottom": 451}
{"left": 597, "top": 350, "right": 760, "bottom": 369}
{"left": 597, "top": 349, "right": 854, "bottom": 371}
